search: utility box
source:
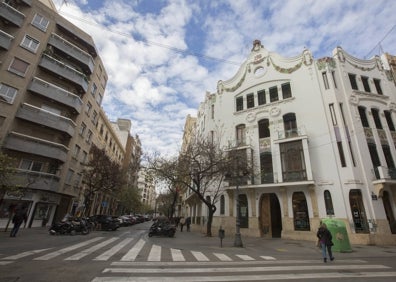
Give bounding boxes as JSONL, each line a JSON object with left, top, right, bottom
{"left": 218, "top": 227, "right": 225, "bottom": 239}
{"left": 321, "top": 218, "right": 352, "bottom": 253}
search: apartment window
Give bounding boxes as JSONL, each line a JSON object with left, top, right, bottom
{"left": 258, "top": 89, "right": 266, "bottom": 105}
{"left": 9, "top": 57, "right": 29, "bottom": 76}
{"left": 85, "top": 102, "right": 92, "bottom": 115}
{"left": 371, "top": 108, "right": 382, "bottom": 129}
{"left": 0, "top": 83, "right": 18, "bottom": 104}
{"left": 81, "top": 151, "right": 88, "bottom": 164}
{"left": 282, "top": 82, "right": 292, "bottom": 99}
{"left": 269, "top": 86, "right": 278, "bottom": 102}
{"left": 362, "top": 76, "right": 371, "bottom": 92}
{"left": 91, "top": 83, "right": 97, "bottom": 97}
{"left": 236, "top": 124, "right": 246, "bottom": 145}
{"left": 74, "top": 174, "right": 82, "bottom": 187}
{"left": 236, "top": 97, "right": 243, "bottom": 111}
{"left": 348, "top": 73, "right": 358, "bottom": 90}
{"left": 86, "top": 130, "right": 92, "bottom": 143}
{"left": 329, "top": 104, "right": 337, "bottom": 126}
{"left": 373, "top": 79, "right": 383, "bottom": 95}
{"left": 210, "top": 130, "right": 214, "bottom": 144}
{"left": 21, "top": 35, "right": 39, "bottom": 53}
{"left": 258, "top": 119, "right": 270, "bottom": 138}
{"left": 292, "top": 192, "right": 310, "bottom": 231}
{"left": 79, "top": 122, "right": 86, "bottom": 136}
{"left": 96, "top": 93, "right": 102, "bottom": 105}
{"left": 358, "top": 106, "right": 369, "bottom": 127}
{"left": 337, "top": 141, "right": 347, "bottom": 167}
{"left": 65, "top": 169, "right": 74, "bottom": 184}
{"left": 92, "top": 110, "right": 98, "bottom": 125}
{"left": 19, "top": 159, "right": 43, "bottom": 172}
{"left": 331, "top": 71, "right": 337, "bottom": 88}
{"left": 32, "top": 14, "right": 49, "bottom": 32}
{"left": 322, "top": 72, "right": 329, "bottom": 89}
{"left": 281, "top": 141, "right": 307, "bottom": 182}
{"left": 283, "top": 113, "right": 297, "bottom": 137}
{"left": 73, "top": 145, "right": 80, "bottom": 159}
{"left": 382, "top": 145, "right": 395, "bottom": 169}
{"left": 211, "top": 104, "right": 214, "bottom": 119}
{"left": 246, "top": 93, "right": 254, "bottom": 108}
{"left": 384, "top": 111, "right": 395, "bottom": 131}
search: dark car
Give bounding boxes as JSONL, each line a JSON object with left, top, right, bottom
{"left": 90, "top": 215, "right": 119, "bottom": 231}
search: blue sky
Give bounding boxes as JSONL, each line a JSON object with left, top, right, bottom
{"left": 52, "top": 0, "right": 396, "bottom": 157}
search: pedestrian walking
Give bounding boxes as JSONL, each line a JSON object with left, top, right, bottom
{"left": 316, "top": 222, "right": 334, "bottom": 263}
{"left": 179, "top": 216, "right": 185, "bottom": 232}
{"left": 10, "top": 204, "right": 28, "bottom": 237}
{"left": 185, "top": 216, "right": 191, "bottom": 232}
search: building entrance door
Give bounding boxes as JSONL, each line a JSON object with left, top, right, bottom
{"left": 259, "top": 193, "right": 282, "bottom": 238}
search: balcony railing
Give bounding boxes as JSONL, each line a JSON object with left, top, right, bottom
{"left": 373, "top": 166, "right": 396, "bottom": 181}
{"left": 28, "top": 77, "right": 82, "bottom": 113}
{"left": 16, "top": 103, "right": 76, "bottom": 137}
{"left": 21, "top": 0, "right": 32, "bottom": 6}
{"left": 0, "top": 1, "right": 25, "bottom": 27}
{"left": 39, "top": 54, "right": 88, "bottom": 92}
{"left": 276, "top": 126, "right": 306, "bottom": 140}
{"left": 282, "top": 170, "right": 307, "bottom": 182}
{"left": 9, "top": 169, "right": 60, "bottom": 192}
{"left": 3, "top": 131, "right": 69, "bottom": 162}
{"left": 48, "top": 33, "right": 94, "bottom": 74}
{"left": 0, "top": 28, "right": 13, "bottom": 50}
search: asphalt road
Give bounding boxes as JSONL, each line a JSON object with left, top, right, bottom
{"left": 1, "top": 221, "right": 396, "bottom": 282}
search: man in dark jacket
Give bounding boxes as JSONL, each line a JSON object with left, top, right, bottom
{"left": 10, "top": 204, "right": 28, "bottom": 237}
{"left": 317, "top": 222, "right": 334, "bottom": 263}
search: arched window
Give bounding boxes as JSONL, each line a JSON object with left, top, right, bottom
{"left": 324, "top": 190, "right": 334, "bottom": 215}
{"left": 292, "top": 192, "right": 310, "bottom": 231}
{"left": 220, "top": 195, "right": 225, "bottom": 215}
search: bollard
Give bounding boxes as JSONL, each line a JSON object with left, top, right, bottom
{"left": 218, "top": 226, "right": 225, "bottom": 248}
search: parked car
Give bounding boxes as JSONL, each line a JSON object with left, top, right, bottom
{"left": 90, "top": 215, "right": 119, "bottom": 231}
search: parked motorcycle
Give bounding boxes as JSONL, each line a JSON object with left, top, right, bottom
{"left": 148, "top": 221, "right": 176, "bottom": 237}
{"left": 49, "top": 216, "right": 89, "bottom": 235}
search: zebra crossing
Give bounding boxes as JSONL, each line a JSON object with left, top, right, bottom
{"left": 91, "top": 260, "right": 396, "bottom": 281}
{"left": 0, "top": 236, "right": 275, "bottom": 264}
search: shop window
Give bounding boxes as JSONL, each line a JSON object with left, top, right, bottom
{"left": 324, "top": 190, "right": 334, "bottom": 215}
{"left": 292, "top": 192, "right": 310, "bottom": 231}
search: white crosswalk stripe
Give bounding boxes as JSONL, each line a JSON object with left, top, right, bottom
{"left": 65, "top": 237, "right": 119, "bottom": 261}
{"left": 120, "top": 238, "right": 145, "bottom": 261}
{"left": 92, "top": 261, "right": 396, "bottom": 282}
{"left": 147, "top": 244, "right": 161, "bottom": 261}
{"left": 191, "top": 251, "right": 209, "bottom": 261}
{"left": 236, "top": 254, "right": 254, "bottom": 261}
{"left": 170, "top": 248, "right": 185, "bottom": 261}
{"left": 213, "top": 253, "right": 232, "bottom": 261}
{"left": 94, "top": 238, "right": 134, "bottom": 261}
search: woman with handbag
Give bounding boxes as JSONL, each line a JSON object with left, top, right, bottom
{"left": 316, "top": 222, "right": 335, "bottom": 263}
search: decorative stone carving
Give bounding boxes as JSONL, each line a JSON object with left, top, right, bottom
{"left": 246, "top": 112, "right": 256, "bottom": 122}
{"left": 270, "top": 107, "right": 281, "bottom": 117}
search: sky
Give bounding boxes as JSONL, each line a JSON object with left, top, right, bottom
{"left": 51, "top": 0, "right": 396, "bottom": 157}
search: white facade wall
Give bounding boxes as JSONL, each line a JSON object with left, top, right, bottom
{"left": 191, "top": 41, "right": 396, "bottom": 245}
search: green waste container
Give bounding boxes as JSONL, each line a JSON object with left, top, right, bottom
{"left": 321, "top": 218, "right": 352, "bottom": 253}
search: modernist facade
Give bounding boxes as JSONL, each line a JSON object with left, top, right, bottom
{"left": 187, "top": 40, "right": 396, "bottom": 245}
{"left": 0, "top": 0, "right": 132, "bottom": 227}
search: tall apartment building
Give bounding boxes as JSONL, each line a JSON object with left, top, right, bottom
{"left": 187, "top": 40, "right": 396, "bottom": 245}
{"left": 137, "top": 168, "right": 156, "bottom": 211}
{"left": 0, "top": 0, "right": 108, "bottom": 227}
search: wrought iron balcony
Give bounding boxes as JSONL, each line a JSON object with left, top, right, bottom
{"left": 0, "top": 1, "right": 25, "bottom": 27}
{"left": 28, "top": 77, "right": 82, "bottom": 113}
{"left": 16, "top": 103, "right": 76, "bottom": 137}
{"left": 276, "top": 126, "right": 306, "bottom": 140}
{"left": 3, "top": 131, "right": 69, "bottom": 163}
{"left": 373, "top": 166, "right": 396, "bottom": 181}
{"left": 39, "top": 54, "right": 88, "bottom": 92}
{"left": 48, "top": 33, "right": 95, "bottom": 74}
{"left": 0, "top": 28, "right": 13, "bottom": 50}
{"left": 9, "top": 169, "right": 60, "bottom": 192}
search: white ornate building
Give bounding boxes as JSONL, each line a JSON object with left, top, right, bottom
{"left": 189, "top": 40, "right": 396, "bottom": 245}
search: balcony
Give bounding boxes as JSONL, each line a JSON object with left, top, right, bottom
{"left": 0, "top": 28, "right": 13, "bottom": 50}
{"left": 9, "top": 169, "right": 60, "bottom": 192}
{"left": 39, "top": 54, "right": 88, "bottom": 92}
{"left": 3, "top": 131, "right": 69, "bottom": 163}
{"left": 276, "top": 126, "right": 306, "bottom": 140}
{"left": 48, "top": 33, "right": 94, "bottom": 74}
{"left": 16, "top": 103, "right": 76, "bottom": 137}
{"left": 21, "top": 0, "right": 32, "bottom": 6}
{"left": 373, "top": 166, "right": 396, "bottom": 181}
{"left": 28, "top": 77, "right": 82, "bottom": 113}
{"left": 282, "top": 170, "right": 307, "bottom": 182}
{"left": 0, "top": 1, "right": 25, "bottom": 27}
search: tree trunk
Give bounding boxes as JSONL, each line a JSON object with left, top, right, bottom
{"left": 206, "top": 206, "right": 215, "bottom": 237}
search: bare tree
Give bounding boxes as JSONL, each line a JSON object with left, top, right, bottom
{"left": 82, "top": 144, "right": 125, "bottom": 215}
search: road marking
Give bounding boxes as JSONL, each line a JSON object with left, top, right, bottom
{"left": 94, "top": 238, "right": 134, "bottom": 261}
{"left": 147, "top": 244, "right": 161, "bottom": 261}
{"left": 92, "top": 271, "right": 396, "bottom": 282}
{"left": 34, "top": 237, "right": 104, "bottom": 260}
{"left": 260, "top": 255, "right": 276, "bottom": 260}
{"left": 1, "top": 249, "right": 51, "bottom": 260}
{"left": 102, "top": 264, "right": 391, "bottom": 274}
{"left": 170, "top": 248, "right": 185, "bottom": 261}
{"left": 191, "top": 251, "right": 209, "bottom": 261}
{"left": 236, "top": 254, "right": 254, "bottom": 261}
{"left": 120, "top": 239, "right": 145, "bottom": 261}
{"left": 213, "top": 253, "right": 232, "bottom": 261}
{"left": 65, "top": 237, "right": 119, "bottom": 260}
